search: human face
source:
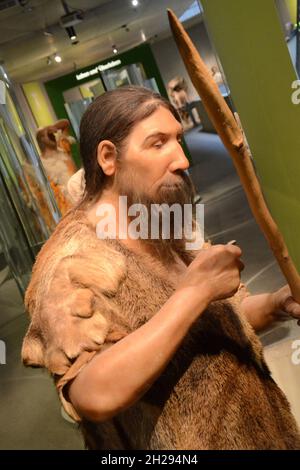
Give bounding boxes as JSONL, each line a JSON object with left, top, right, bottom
{"left": 115, "top": 105, "right": 190, "bottom": 198}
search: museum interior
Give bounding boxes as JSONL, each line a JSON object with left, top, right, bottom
{"left": 0, "top": 0, "right": 300, "bottom": 450}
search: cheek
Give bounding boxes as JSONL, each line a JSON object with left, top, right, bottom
{"left": 142, "top": 156, "right": 169, "bottom": 183}
{"left": 153, "top": 147, "right": 175, "bottom": 173}
{"left": 125, "top": 144, "right": 171, "bottom": 183}
{"left": 136, "top": 151, "right": 167, "bottom": 177}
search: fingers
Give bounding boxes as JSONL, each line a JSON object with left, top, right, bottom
{"left": 225, "top": 243, "right": 244, "bottom": 273}
{"left": 212, "top": 244, "right": 243, "bottom": 265}
{"left": 283, "top": 297, "right": 300, "bottom": 318}
{"left": 211, "top": 243, "right": 241, "bottom": 255}
{"left": 225, "top": 243, "right": 242, "bottom": 258}
{"left": 280, "top": 285, "right": 292, "bottom": 295}
{"left": 237, "top": 259, "right": 245, "bottom": 272}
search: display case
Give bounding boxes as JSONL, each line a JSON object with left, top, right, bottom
{"left": 0, "top": 66, "right": 60, "bottom": 293}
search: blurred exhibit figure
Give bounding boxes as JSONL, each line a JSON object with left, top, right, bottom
{"left": 36, "top": 119, "right": 77, "bottom": 215}
{"left": 167, "top": 76, "right": 194, "bottom": 130}
{"left": 211, "top": 65, "right": 223, "bottom": 85}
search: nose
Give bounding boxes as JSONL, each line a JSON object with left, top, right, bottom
{"left": 168, "top": 142, "right": 190, "bottom": 173}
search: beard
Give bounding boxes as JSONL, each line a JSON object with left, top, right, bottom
{"left": 114, "top": 166, "right": 197, "bottom": 265}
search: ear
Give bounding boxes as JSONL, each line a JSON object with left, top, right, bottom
{"left": 97, "top": 140, "right": 118, "bottom": 176}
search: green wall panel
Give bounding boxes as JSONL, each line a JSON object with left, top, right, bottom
{"left": 201, "top": 0, "right": 300, "bottom": 269}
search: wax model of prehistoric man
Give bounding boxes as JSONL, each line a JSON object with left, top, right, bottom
{"left": 167, "top": 76, "right": 193, "bottom": 131}
{"left": 22, "top": 86, "right": 300, "bottom": 450}
{"left": 211, "top": 65, "right": 223, "bottom": 85}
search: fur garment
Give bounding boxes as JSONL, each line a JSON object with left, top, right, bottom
{"left": 22, "top": 208, "right": 300, "bottom": 449}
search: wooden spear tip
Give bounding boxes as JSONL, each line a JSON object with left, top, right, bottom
{"left": 167, "top": 9, "right": 192, "bottom": 51}
{"left": 167, "top": 8, "right": 202, "bottom": 60}
{"left": 167, "top": 9, "right": 182, "bottom": 33}
{"left": 167, "top": 8, "right": 180, "bottom": 27}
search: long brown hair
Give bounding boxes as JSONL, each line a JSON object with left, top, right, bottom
{"left": 79, "top": 86, "right": 181, "bottom": 204}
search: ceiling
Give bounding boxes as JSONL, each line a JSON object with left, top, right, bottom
{"left": 0, "top": 0, "right": 200, "bottom": 83}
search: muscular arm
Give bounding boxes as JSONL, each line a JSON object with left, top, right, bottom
{"left": 240, "top": 292, "right": 278, "bottom": 332}
{"left": 68, "top": 287, "right": 210, "bottom": 423}
{"left": 240, "top": 285, "right": 300, "bottom": 332}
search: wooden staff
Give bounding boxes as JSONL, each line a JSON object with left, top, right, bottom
{"left": 167, "top": 9, "right": 300, "bottom": 302}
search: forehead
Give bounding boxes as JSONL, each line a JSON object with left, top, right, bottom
{"left": 131, "top": 106, "right": 182, "bottom": 136}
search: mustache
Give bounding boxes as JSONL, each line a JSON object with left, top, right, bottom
{"left": 154, "top": 170, "right": 189, "bottom": 188}
{"left": 157, "top": 170, "right": 195, "bottom": 202}
{"left": 168, "top": 169, "right": 189, "bottom": 183}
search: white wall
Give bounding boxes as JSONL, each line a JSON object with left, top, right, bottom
{"left": 151, "top": 20, "right": 218, "bottom": 101}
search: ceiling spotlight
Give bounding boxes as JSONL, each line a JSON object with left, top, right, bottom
{"left": 112, "top": 45, "right": 118, "bottom": 54}
{"left": 66, "top": 26, "right": 77, "bottom": 42}
{"left": 54, "top": 53, "right": 62, "bottom": 63}
{"left": 141, "top": 31, "right": 146, "bottom": 42}
{"left": 132, "top": 0, "right": 139, "bottom": 6}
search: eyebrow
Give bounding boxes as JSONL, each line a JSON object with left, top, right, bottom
{"left": 142, "top": 129, "right": 183, "bottom": 146}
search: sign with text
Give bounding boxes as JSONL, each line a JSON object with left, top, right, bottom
{"left": 76, "top": 60, "right": 122, "bottom": 81}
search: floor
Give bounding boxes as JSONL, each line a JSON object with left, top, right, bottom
{"left": 0, "top": 126, "right": 299, "bottom": 449}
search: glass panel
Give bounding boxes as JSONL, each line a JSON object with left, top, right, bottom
{"left": 88, "top": 80, "right": 105, "bottom": 97}
{"left": 0, "top": 67, "right": 60, "bottom": 292}
{"left": 0, "top": 171, "right": 33, "bottom": 294}
{"left": 63, "top": 79, "right": 105, "bottom": 138}
{"left": 64, "top": 98, "right": 92, "bottom": 139}
{"left": 0, "top": 66, "right": 60, "bottom": 257}
{"left": 275, "top": 0, "right": 298, "bottom": 76}
{"left": 101, "top": 63, "right": 159, "bottom": 92}
{"left": 101, "top": 66, "right": 132, "bottom": 89}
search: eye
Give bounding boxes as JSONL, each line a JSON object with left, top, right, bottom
{"left": 153, "top": 140, "right": 164, "bottom": 149}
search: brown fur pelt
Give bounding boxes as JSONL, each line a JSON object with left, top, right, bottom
{"left": 22, "top": 208, "right": 128, "bottom": 375}
{"left": 22, "top": 208, "right": 300, "bottom": 450}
